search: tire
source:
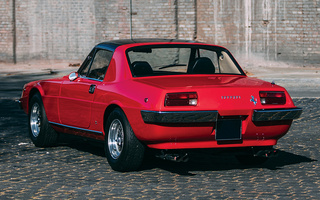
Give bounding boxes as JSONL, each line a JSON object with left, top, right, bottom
{"left": 104, "top": 108, "right": 145, "bottom": 172}
{"left": 28, "top": 93, "right": 58, "bottom": 147}
{"left": 236, "top": 155, "right": 268, "bottom": 165}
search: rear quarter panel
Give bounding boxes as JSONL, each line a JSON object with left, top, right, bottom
{"left": 90, "top": 79, "right": 165, "bottom": 134}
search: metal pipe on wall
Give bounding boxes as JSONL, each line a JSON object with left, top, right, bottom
{"left": 12, "top": 0, "right": 17, "bottom": 64}
{"left": 174, "top": 0, "right": 178, "bottom": 39}
{"left": 193, "top": 0, "right": 197, "bottom": 40}
{"left": 129, "top": 0, "right": 132, "bottom": 39}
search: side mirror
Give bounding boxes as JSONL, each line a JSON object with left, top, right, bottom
{"left": 68, "top": 72, "right": 78, "bottom": 81}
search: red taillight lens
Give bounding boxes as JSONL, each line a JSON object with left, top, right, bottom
{"left": 259, "top": 91, "right": 286, "bottom": 105}
{"left": 165, "top": 92, "right": 198, "bottom": 106}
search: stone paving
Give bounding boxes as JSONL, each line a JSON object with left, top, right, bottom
{"left": 0, "top": 68, "right": 319, "bottom": 199}
{"left": 0, "top": 96, "right": 319, "bottom": 199}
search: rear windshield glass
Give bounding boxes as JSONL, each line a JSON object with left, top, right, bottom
{"left": 127, "top": 45, "right": 244, "bottom": 77}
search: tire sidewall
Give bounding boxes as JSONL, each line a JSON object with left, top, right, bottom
{"left": 28, "top": 93, "right": 54, "bottom": 147}
{"left": 104, "top": 108, "right": 144, "bottom": 171}
{"left": 105, "top": 109, "right": 128, "bottom": 167}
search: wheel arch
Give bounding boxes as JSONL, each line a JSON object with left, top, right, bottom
{"left": 103, "top": 104, "right": 122, "bottom": 134}
{"left": 27, "top": 88, "right": 43, "bottom": 113}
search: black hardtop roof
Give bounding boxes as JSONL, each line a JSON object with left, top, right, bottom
{"left": 96, "top": 38, "right": 202, "bottom": 51}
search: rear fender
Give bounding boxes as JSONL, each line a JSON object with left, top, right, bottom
{"left": 102, "top": 99, "right": 142, "bottom": 139}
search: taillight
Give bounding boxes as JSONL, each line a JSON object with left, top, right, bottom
{"left": 165, "top": 92, "right": 198, "bottom": 106}
{"left": 259, "top": 91, "right": 286, "bottom": 105}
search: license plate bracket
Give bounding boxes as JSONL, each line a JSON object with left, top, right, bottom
{"left": 215, "top": 119, "right": 242, "bottom": 141}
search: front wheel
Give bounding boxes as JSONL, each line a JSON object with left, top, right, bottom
{"left": 28, "top": 93, "right": 58, "bottom": 147}
{"left": 104, "top": 108, "right": 145, "bottom": 172}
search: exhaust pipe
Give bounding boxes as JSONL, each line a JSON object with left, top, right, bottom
{"left": 155, "top": 150, "right": 189, "bottom": 162}
{"left": 254, "top": 148, "right": 278, "bottom": 158}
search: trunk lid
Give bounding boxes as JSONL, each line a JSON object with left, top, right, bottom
{"left": 134, "top": 75, "right": 273, "bottom": 89}
{"left": 133, "top": 75, "right": 294, "bottom": 113}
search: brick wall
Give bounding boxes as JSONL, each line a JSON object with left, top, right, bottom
{"left": 0, "top": 0, "right": 319, "bottom": 64}
{"left": 14, "top": 0, "right": 96, "bottom": 61}
{"left": 0, "top": 0, "right": 14, "bottom": 62}
{"left": 196, "top": 0, "right": 320, "bottom": 64}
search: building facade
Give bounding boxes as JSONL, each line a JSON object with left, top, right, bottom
{"left": 1, "top": 0, "right": 319, "bottom": 64}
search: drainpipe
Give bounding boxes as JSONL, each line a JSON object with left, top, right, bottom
{"left": 193, "top": 0, "right": 197, "bottom": 40}
{"left": 129, "top": 0, "right": 132, "bottom": 39}
{"left": 174, "top": 0, "right": 178, "bottom": 39}
{"left": 12, "top": 0, "right": 17, "bottom": 64}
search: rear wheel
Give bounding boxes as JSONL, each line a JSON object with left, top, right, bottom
{"left": 28, "top": 93, "right": 58, "bottom": 147}
{"left": 105, "top": 108, "right": 145, "bottom": 172}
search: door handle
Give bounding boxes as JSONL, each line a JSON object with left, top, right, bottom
{"left": 89, "top": 84, "right": 96, "bottom": 94}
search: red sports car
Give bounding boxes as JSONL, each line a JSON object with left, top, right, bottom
{"left": 20, "top": 39, "right": 302, "bottom": 171}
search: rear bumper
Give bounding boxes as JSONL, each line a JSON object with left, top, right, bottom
{"left": 138, "top": 108, "right": 298, "bottom": 149}
{"left": 252, "top": 108, "right": 302, "bottom": 122}
{"left": 141, "top": 110, "right": 218, "bottom": 124}
{"left": 141, "top": 107, "right": 302, "bottom": 124}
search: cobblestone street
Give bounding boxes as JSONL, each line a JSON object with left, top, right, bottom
{"left": 0, "top": 73, "right": 319, "bottom": 199}
{"left": 1, "top": 0, "right": 319, "bottom": 198}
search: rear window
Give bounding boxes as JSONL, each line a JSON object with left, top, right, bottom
{"left": 127, "top": 45, "right": 244, "bottom": 77}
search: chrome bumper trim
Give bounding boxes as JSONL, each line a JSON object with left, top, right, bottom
{"left": 252, "top": 108, "right": 302, "bottom": 122}
{"left": 141, "top": 110, "right": 218, "bottom": 124}
{"left": 16, "top": 99, "right": 23, "bottom": 109}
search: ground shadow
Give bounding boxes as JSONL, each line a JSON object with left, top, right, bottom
{"left": 55, "top": 137, "right": 317, "bottom": 175}
{"left": 139, "top": 149, "right": 317, "bottom": 175}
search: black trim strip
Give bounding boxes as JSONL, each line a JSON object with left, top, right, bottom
{"left": 141, "top": 110, "right": 218, "bottom": 124}
{"left": 252, "top": 108, "right": 303, "bottom": 122}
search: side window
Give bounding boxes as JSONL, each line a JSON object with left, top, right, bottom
{"left": 87, "top": 50, "right": 113, "bottom": 80}
{"left": 79, "top": 56, "right": 92, "bottom": 76}
{"left": 199, "top": 49, "right": 220, "bottom": 73}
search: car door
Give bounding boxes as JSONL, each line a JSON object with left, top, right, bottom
{"left": 59, "top": 49, "right": 113, "bottom": 129}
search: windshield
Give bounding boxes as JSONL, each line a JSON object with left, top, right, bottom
{"left": 127, "top": 45, "right": 244, "bottom": 77}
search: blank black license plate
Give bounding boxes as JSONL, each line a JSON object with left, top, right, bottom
{"left": 215, "top": 119, "right": 242, "bottom": 141}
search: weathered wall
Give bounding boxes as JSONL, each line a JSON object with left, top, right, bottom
{"left": 196, "top": 0, "right": 320, "bottom": 63}
{"left": 0, "top": 0, "right": 14, "bottom": 62}
{"left": 0, "top": 0, "right": 319, "bottom": 64}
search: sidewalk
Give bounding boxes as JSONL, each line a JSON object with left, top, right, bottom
{"left": 239, "top": 59, "right": 320, "bottom": 98}
{"left": 0, "top": 60, "right": 80, "bottom": 77}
